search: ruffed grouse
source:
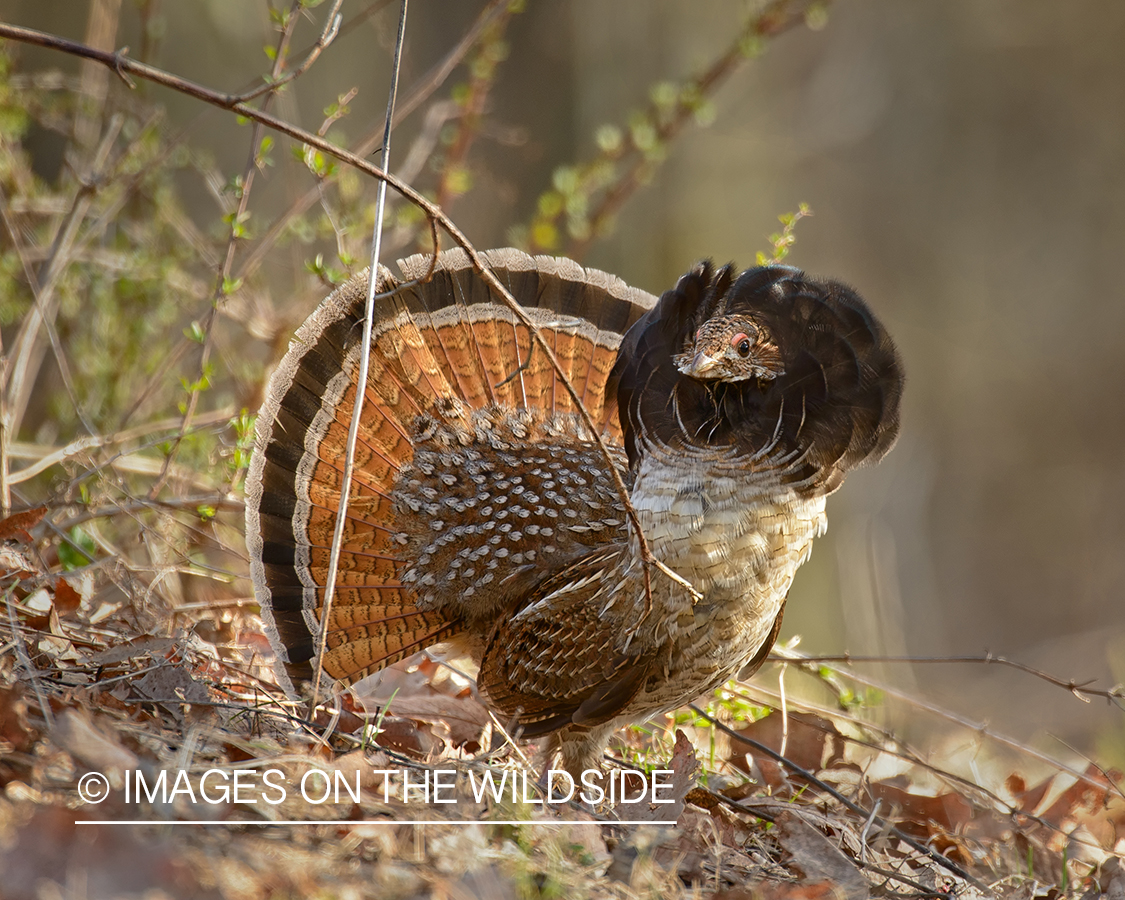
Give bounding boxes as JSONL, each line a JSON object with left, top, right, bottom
{"left": 245, "top": 248, "right": 903, "bottom": 776}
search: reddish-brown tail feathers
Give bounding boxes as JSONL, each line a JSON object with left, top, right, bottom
{"left": 244, "top": 248, "right": 656, "bottom": 695}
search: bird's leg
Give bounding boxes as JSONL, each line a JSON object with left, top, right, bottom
{"left": 557, "top": 725, "right": 616, "bottom": 799}
{"left": 533, "top": 726, "right": 619, "bottom": 808}
{"left": 535, "top": 732, "right": 562, "bottom": 795}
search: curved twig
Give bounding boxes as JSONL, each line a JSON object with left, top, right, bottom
{"left": 0, "top": 18, "right": 697, "bottom": 630}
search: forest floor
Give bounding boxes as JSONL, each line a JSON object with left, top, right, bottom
{"left": 0, "top": 555, "right": 1122, "bottom": 900}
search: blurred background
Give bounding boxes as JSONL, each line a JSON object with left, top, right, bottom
{"left": 2, "top": 0, "right": 1122, "bottom": 764}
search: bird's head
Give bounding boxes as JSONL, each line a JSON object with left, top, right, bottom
{"left": 611, "top": 261, "right": 903, "bottom": 493}
{"left": 673, "top": 314, "right": 785, "bottom": 383}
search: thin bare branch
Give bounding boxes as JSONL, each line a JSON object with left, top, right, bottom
{"left": 231, "top": 0, "right": 343, "bottom": 104}
{"left": 432, "top": 6, "right": 514, "bottom": 210}
{"left": 775, "top": 647, "right": 1118, "bottom": 791}
{"left": 0, "top": 184, "right": 96, "bottom": 436}
{"left": 4, "top": 586, "right": 55, "bottom": 729}
{"left": 4, "top": 114, "right": 122, "bottom": 438}
{"left": 50, "top": 493, "right": 243, "bottom": 532}
{"left": 0, "top": 331, "right": 8, "bottom": 515}
{"left": 311, "top": 0, "right": 411, "bottom": 714}
{"left": 780, "top": 652, "right": 1125, "bottom": 709}
{"left": 729, "top": 679, "right": 1117, "bottom": 860}
{"left": 233, "top": 0, "right": 512, "bottom": 285}
{"left": 549, "top": 0, "right": 827, "bottom": 260}
{"left": 148, "top": 0, "right": 314, "bottom": 498}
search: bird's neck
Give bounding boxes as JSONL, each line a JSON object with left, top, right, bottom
{"left": 628, "top": 447, "right": 827, "bottom": 607}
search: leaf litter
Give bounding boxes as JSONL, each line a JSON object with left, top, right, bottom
{"left": 1, "top": 498, "right": 1122, "bottom": 900}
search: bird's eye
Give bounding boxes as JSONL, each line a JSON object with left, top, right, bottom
{"left": 731, "top": 333, "right": 752, "bottom": 357}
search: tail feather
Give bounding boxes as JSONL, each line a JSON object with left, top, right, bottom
{"left": 320, "top": 602, "right": 460, "bottom": 682}
{"left": 322, "top": 617, "right": 461, "bottom": 681}
{"left": 244, "top": 248, "right": 656, "bottom": 695}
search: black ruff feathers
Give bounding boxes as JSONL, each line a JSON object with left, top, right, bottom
{"left": 611, "top": 262, "right": 904, "bottom": 493}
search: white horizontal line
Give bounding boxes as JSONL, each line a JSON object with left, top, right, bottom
{"left": 76, "top": 819, "right": 676, "bottom": 827}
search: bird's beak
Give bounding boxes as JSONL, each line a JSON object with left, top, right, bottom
{"left": 680, "top": 351, "right": 721, "bottom": 378}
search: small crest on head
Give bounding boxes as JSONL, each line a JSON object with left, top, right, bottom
{"left": 672, "top": 263, "right": 790, "bottom": 386}
{"left": 666, "top": 264, "right": 805, "bottom": 384}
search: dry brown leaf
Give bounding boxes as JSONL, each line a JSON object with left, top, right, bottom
{"left": 685, "top": 784, "right": 723, "bottom": 810}
{"left": 36, "top": 629, "right": 83, "bottom": 665}
{"left": 696, "top": 801, "right": 761, "bottom": 850}
{"left": 436, "top": 864, "right": 519, "bottom": 900}
{"left": 627, "top": 729, "right": 699, "bottom": 823}
{"left": 1038, "top": 763, "right": 1118, "bottom": 829}
{"left": 86, "top": 635, "right": 176, "bottom": 666}
{"left": 1100, "top": 857, "right": 1125, "bottom": 900}
{"left": 1008, "top": 771, "right": 1053, "bottom": 814}
{"left": 0, "top": 505, "right": 47, "bottom": 542}
{"left": 23, "top": 586, "right": 51, "bottom": 612}
{"left": 750, "top": 881, "right": 853, "bottom": 900}
{"left": 0, "top": 685, "right": 34, "bottom": 754}
{"left": 868, "top": 779, "right": 975, "bottom": 835}
{"left": 310, "top": 693, "right": 367, "bottom": 734}
{"left": 772, "top": 809, "right": 868, "bottom": 900}
{"left": 637, "top": 805, "right": 764, "bottom": 885}
{"left": 133, "top": 659, "right": 214, "bottom": 719}
{"left": 373, "top": 714, "right": 443, "bottom": 758}
{"left": 356, "top": 655, "right": 447, "bottom": 704}
{"left": 52, "top": 577, "right": 82, "bottom": 616}
{"left": 51, "top": 708, "right": 139, "bottom": 788}
{"left": 333, "top": 749, "right": 392, "bottom": 791}
{"left": 0, "top": 807, "right": 214, "bottom": 900}
{"left": 383, "top": 693, "right": 490, "bottom": 748}
{"left": 729, "top": 711, "right": 843, "bottom": 791}
{"left": 0, "top": 544, "right": 40, "bottom": 578}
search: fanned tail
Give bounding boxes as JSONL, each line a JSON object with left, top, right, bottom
{"left": 244, "top": 248, "right": 655, "bottom": 695}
